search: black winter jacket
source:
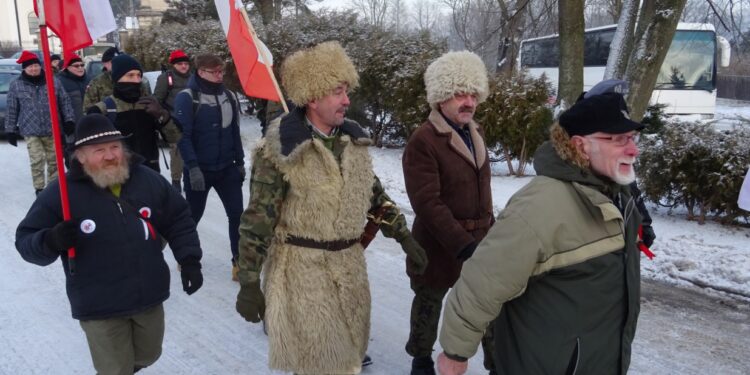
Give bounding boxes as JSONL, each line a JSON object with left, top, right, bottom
{"left": 15, "top": 155, "right": 201, "bottom": 320}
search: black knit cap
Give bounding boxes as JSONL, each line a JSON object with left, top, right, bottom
{"left": 102, "top": 47, "right": 120, "bottom": 63}
{"left": 559, "top": 92, "right": 644, "bottom": 136}
{"left": 73, "top": 114, "right": 128, "bottom": 149}
{"left": 50, "top": 54, "right": 61, "bottom": 62}
{"left": 110, "top": 54, "right": 143, "bottom": 83}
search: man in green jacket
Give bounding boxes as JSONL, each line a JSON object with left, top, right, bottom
{"left": 437, "top": 92, "right": 644, "bottom": 375}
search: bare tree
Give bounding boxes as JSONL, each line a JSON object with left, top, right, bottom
{"left": 412, "top": 0, "right": 442, "bottom": 31}
{"left": 390, "top": 0, "right": 406, "bottom": 32}
{"left": 352, "top": 0, "right": 390, "bottom": 29}
{"left": 444, "top": 0, "right": 504, "bottom": 67}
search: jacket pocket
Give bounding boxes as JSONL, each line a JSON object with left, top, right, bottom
{"left": 565, "top": 337, "right": 581, "bottom": 375}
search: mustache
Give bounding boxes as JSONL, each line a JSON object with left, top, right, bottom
{"left": 459, "top": 106, "right": 475, "bottom": 113}
{"left": 618, "top": 157, "right": 636, "bottom": 164}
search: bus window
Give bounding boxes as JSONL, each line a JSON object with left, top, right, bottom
{"left": 584, "top": 29, "right": 614, "bottom": 66}
{"left": 656, "top": 30, "right": 715, "bottom": 90}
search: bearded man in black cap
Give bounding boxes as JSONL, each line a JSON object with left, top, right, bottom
{"left": 87, "top": 54, "right": 181, "bottom": 171}
{"left": 437, "top": 92, "right": 644, "bottom": 375}
{"left": 15, "top": 114, "right": 203, "bottom": 375}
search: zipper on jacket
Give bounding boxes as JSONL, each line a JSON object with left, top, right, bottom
{"left": 570, "top": 337, "right": 581, "bottom": 375}
{"left": 116, "top": 202, "right": 126, "bottom": 223}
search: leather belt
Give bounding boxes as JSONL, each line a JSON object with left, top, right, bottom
{"left": 286, "top": 235, "right": 360, "bottom": 251}
{"left": 458, "top": 217, "right": 492, "bottom": 231}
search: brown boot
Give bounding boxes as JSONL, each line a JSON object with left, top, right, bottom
{"left": 232, "top": 263, "right": 239, "bottom": 282}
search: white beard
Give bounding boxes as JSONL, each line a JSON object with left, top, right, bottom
{"left": 612, "top": 159, "right": 636, "bottom": 185}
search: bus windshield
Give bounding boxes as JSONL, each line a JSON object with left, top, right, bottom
{"left": 655, "top": 30, "right": 715, "bottom": 90}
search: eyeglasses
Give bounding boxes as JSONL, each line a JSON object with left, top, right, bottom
{"left": 586, "top": 133, "right": 640, "bottom": 146}
{"left": 69, "top": 63, "right": 85, "bottom": 68}
{"left": 201, "top": 68, "right": 224, "bottom": 76}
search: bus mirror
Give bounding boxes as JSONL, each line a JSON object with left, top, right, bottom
{"left": 718, "top": 36, "right": 731, "bottom": 68}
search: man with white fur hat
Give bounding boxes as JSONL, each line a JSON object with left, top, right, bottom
{"left": 235, "top": 41, "right": 428, "bottom": 374}
{"left": 402, "top": 50, "right": 495, "bottom": 375}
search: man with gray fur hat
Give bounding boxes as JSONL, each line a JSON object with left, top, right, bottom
{"left": 235, "top": 41, "right": 427, "bottom": 374}
{"left": 402, "top": 50, "right": 496, "bottom": 375}
{"left": 437, "top": 91, "right": 644, "bottom": 375}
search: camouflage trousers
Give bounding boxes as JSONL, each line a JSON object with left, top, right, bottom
{"left": 406, "top": 279, "right": 495, "bottom": 371}
{"left": 169, "top": 143, "right": 183, "bottom": 182}
{"left": 25, "top": 136, "right": 58, "bottom": 190}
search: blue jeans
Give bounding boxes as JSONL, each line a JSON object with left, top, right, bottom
{"left": 183, "top": 165, "right": 243, "bottom": 262}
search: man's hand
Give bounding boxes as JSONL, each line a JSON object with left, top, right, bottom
{"left": 237, "top": 164, "right": 246, "bottom": 181}
{"left": 437, "top": 352, "right": 468, "bottom": 375}
{"left": 236, "top": 281, "right": 265, "bottom": 323}
{"left": 399, "top": 235, "right": 428, "bottom": 275}
{"left": 43, "top": 219, "right": 79, "bottom": 253}
{"left": 179, "top": 257, "right": 203, "bottom": 295}
{"left": 642, "top": 224, "right": 656, "bottom": 247}
{"left": 6, "top": 132, "right": 18, "bottom": 147}
{"left": 189, "top": 167, "right": 206, "bottom": 191}
{"left": 137, "top": 96, "right": 168, "bottom": 120}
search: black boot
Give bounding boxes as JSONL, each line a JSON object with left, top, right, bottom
{"left": 411, "top": 356, "right": 435, "bottom": 375}
{"left": 362, "top": 354, "right": 373, "bottom": 367}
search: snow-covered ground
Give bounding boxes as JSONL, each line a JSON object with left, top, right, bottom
{"left": 1, "top": 114, "right": 748, "bottom": 374}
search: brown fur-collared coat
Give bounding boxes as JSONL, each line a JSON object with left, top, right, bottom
{"left": 403, "top": 109, "right": 494, "bottom": 289}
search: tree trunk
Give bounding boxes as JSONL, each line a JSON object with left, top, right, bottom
{"left": 252, "top": 0, "right": 276, "bottom": 26}
{"left": 557, "top": 0, "right": 585, "bottom": 108}
{"left": 495, "top": 0, "right": 528, "bottom": 75}
{"left": 624, "top": 0, "right": 687, "bottom": 121}
{"left": 604, "top": 0, "right": 639, "bottom": 79}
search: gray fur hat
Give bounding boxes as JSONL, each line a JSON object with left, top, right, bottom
{"left": 424, "top": 51, "right": 489, "bottom": 108}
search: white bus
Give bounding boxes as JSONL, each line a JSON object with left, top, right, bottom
{"left": 518, "top": 23, "right": 731, "bottom": 117}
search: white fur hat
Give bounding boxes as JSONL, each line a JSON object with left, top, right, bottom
{"left": 424, "top": 51, "right": 489, "bottom": 107}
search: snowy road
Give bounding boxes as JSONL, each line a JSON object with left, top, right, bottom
{"left": 0, "top": 116, "right": 748, "bottom": 374}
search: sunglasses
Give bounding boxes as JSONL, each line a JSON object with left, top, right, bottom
{"left": 69, "top": 63, "right": 85, "bottom": 68}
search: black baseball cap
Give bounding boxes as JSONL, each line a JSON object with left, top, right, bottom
{"left": 559, "top": 92, "right": 644, "bottom": 136}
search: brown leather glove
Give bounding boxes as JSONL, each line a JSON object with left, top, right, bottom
{"left": 236, "top": 281, "right": 265, "bottom": 323}
{"left": 137, "top": 96, "right": 168, "bottom": 120}
{"left": 399, "top": 235, "right": 428, "bottom": 275}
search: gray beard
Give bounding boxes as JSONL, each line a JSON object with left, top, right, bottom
{"left": 83, "top": 155, "right": 131, "bottom": 189}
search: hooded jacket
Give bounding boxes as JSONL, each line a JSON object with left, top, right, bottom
{"left": 57, "top": 70, "right": 90, "bottom": 122}
{"left": 174, "top": 74, "right": 243, "bottom": 171}
{"left": 15, "top": 155, "right": 201, "bottom": 320}
{"left": 439, "top": 141, "right": 641, "bottom": 375}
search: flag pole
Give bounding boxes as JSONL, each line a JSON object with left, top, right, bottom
{"left": 36, "top": 0, "right": 76, "bottom": 275}
{"left": 237, "top": 3, "right": 289, "bottom": 114}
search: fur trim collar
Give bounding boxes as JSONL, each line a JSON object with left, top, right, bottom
{"left": 277, "top": 107, "right": 371, "bottom": 156}
{"left": 427, "top": 109, "right": 487, "bottom": 168}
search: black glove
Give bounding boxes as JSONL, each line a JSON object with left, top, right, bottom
{"left": 237, "top": 164, "right": 246, "bottom": 182}
{"left": 7, "top": 132, "right": 18, "bottom": 147}
{"left": 63, "top": 121, "right": 76, "bottom": 135}
{"left": 642, "top": 225, "right": 656, "bottom": 248}
{"left": 180, "top": 257, "right": 203, "bottom": 295}
{"left": 137, "top": 96, "right": 167, "bottom": 120}
{"left": 188, "top": 167, "right": 205, "bottom": 191}
{"left": 43, "top": 219, "right": 79, "bottom": 253}
{"left": 398, "top": 236, "right": 428, "bottom": 275}
{"left": 457, "top": 242, "right": 478, "bottom": 261}
{"left": 236, "top": 281, "right": 265, "bottom": 323}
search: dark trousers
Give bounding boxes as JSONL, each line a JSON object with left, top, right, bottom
{"left": 406, "top": 279, "right": 495, "bottom": 371}
{"left": 184, "top": 165, "right": 243, "bottom": 261}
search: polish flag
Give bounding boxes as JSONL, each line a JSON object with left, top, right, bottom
{"left": 35, "top": 0, "right": 117, "bottom": 56}
{"left": 215, "top": 0, "right": 281, "bottom": 102}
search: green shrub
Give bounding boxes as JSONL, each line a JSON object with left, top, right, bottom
{"left": 476, "top": 73, "right": 553, "bottom": 176}
{"left": 638, "top": 121, "right": 750, "bottom": 224}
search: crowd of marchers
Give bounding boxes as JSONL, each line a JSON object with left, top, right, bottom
{"left": 8, "top": 41, "right": 657, "bottom": 375}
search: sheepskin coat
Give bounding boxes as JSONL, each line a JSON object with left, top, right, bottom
{"left": 258, "top": 111, "right": 374, "bottom": 374}
{"left": 403, "top": 109, "right": 494, "bottom": 289}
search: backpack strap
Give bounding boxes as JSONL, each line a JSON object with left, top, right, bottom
{"left": 103, "top": 96, "right": 118, "bottom": 125}
{"left": 167, "top": 71, "right": 174, "bottom": 89}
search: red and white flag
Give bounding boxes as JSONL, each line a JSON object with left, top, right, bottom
{"left": 215, "top": 0, "right": 281, "bottom": 102}
{"left": 35, "top": 0, "right": 116, "bottom": 56}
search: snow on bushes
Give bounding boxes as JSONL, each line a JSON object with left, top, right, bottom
{"left": 638, "top": 121, "right": 750, "bottom": 224}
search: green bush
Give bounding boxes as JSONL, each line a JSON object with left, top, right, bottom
{"left": 476, "top": 73, "right": 553, "bottom": 176}
{"left": 637, "top": 121, "right": 750, "bottom": 224}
